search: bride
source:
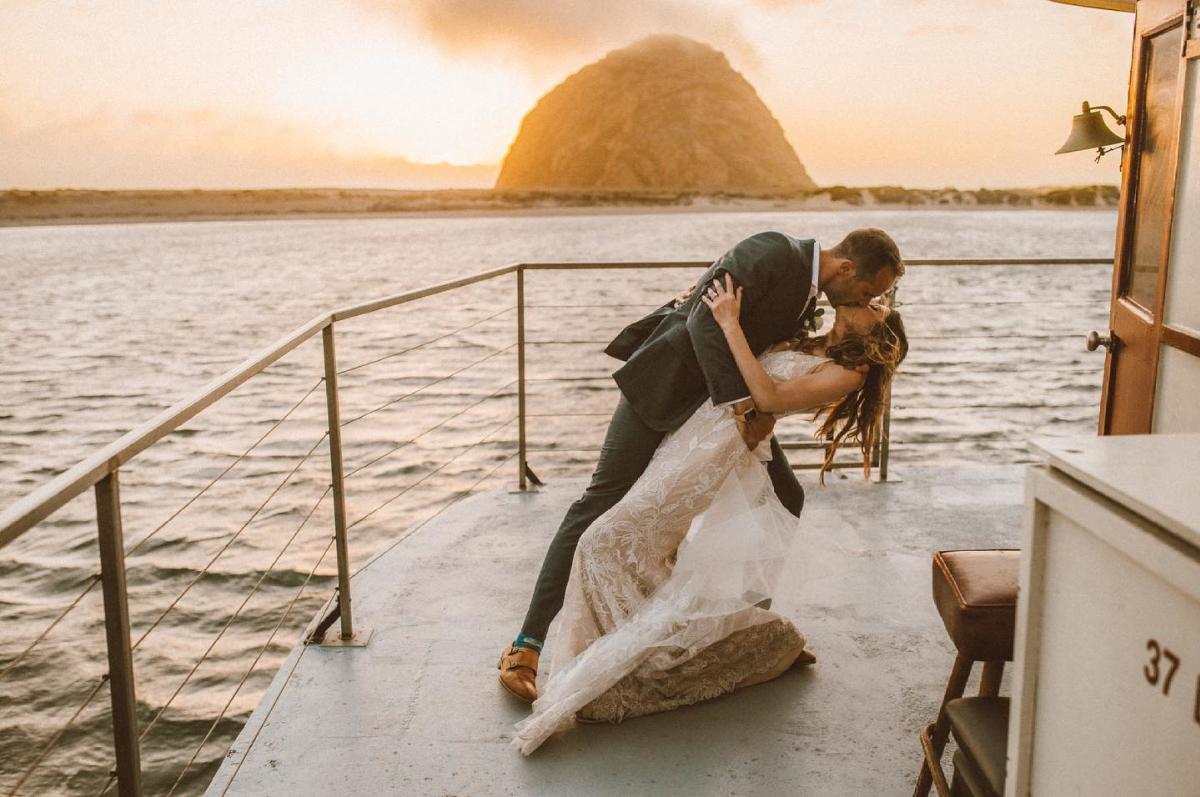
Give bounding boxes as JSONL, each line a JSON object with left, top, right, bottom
{"left": 513, "top": 274, "right": 908, "bottom": 754}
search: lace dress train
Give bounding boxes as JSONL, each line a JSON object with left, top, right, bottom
{"left": 513, "top": 351, "right": 824, "bottom": 754}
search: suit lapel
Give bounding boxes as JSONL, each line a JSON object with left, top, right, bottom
{"left": 786, "top": 238, "right": 817, "bottom": 336}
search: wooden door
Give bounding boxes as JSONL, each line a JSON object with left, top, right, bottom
{"left": 1099, "top": 0, "right": 1187, "bottom": 434}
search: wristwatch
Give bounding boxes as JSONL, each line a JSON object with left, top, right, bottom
{"left": 734, "top": 406, "right": 759, "bottom": 424}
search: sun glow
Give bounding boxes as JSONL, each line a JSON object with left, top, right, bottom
{"left": 269, "top": 33, "right": 538, "bottom": 166}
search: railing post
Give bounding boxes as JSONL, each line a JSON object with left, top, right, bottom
{"left": 516, "top": 267, "right": 529, "bottom": 491}
{"left": 321, "top": 323, "right": 369, "bottom": 646}
{"left": 878, "top": 386, "right": 893, "bottom": 482}
{"left": 878, "top": 286, "right": 897, "bottom": 482}
{"left": 95, "top": 469, "right": 142, "bottom": 797}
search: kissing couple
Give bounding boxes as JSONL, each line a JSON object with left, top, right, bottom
{"left": 498, "top": 229, "right": 909, "bottom": 754}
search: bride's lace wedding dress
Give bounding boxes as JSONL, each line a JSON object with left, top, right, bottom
{"left": 513, "top": 349, "right": 828, "bottom": 754}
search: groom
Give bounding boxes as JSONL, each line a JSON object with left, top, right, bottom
{"left": 498, "top": 228, "right": 903, "bottom": 702}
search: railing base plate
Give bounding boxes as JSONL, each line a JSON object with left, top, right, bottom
{"left": 318, "top": 627, "right": 373, "bottom": 648}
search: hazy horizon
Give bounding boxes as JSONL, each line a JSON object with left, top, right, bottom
{"left": 1, "top": 182, "right": 1123, "bottom": 193}
{"left": 2, "top": 1, "right": 1134, "bottom": 191}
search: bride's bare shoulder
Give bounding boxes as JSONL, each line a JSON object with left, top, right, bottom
{"left": 811, "top": 359, "right": 868, "bottom": 379}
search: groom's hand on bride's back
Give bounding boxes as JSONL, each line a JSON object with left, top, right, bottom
{"left": 671, "top": 283, "right": 696, "bottom": 307}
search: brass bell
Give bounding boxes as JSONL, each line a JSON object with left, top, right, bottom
{"left": 1056, "top": 101, "right": 1125, "bottom": 155}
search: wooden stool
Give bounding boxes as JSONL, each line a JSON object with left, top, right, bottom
{"left": 913, "top": 549, "right": 1019, "bottom": 797}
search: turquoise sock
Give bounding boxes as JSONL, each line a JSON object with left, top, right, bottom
{"left": 512, "top": 633, "right": 543, "bottom": 652}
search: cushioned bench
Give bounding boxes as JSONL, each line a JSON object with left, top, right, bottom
{"left": 914, "top": 549, "right": 1019, "bottom": 797}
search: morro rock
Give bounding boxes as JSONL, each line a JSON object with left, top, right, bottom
{"left": 495, "top": 36, "right": 816, "bottom": 193}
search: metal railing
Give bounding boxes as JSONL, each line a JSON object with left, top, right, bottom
{"left": 0, "top": 263, "right": 518, "bottom": 796}
{"left": 0, "top": 255, "right": 1109, "bottom": 795}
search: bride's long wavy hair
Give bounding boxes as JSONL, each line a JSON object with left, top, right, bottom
{"left": 787, "top": 309, "right": 908, "bottom": 483}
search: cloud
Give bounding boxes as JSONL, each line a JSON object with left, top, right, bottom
{"left": 357, "top": 0, "right": 761, "bottom": 72}
{"left": 0, "top": 100, "right": 497, "bottom": 189}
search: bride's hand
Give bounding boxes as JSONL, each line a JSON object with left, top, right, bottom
{"left": 700, "top": 273, "right": 742, "bottom": 328}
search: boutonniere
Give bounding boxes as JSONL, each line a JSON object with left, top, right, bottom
{"left": 804, "top": 307, "right": 825, "bottom": 335}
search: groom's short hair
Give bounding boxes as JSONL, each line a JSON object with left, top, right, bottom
{"left": 831, "top": 228, "right": 904, "bottom": 280}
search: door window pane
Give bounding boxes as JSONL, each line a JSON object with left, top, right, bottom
{"left": 1126, "top": 25, "right": 1183, "bottom": 312}
{"left": 1166, "top": 60, "right": 1200, "bottom": 334}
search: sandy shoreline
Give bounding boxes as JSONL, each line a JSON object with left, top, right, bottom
{"left": 0, "top": 204, "right": 1121, "bottom": 229}
{"left": 0, "top": 187, "right": 1120, "bottom": 228}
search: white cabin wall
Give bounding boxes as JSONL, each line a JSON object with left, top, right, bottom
{"left": 1154, "top": 345, "right": 1200, "bottom": 431}
{"left": 1155, "top": 55, "right": 1200, "bottom": 432}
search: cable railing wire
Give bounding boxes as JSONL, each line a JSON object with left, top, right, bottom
{"left": 907, "top": 333, "right": 1084, "bottom": 341}
{"left": 0, "top": 378, "right": 325, "bottom": 689}
{"left": 136, "top": 485, "right": 332, "bottom": 746}
{"left": 91, "top": 484, "right": 333, "bottom": 797}
{"left": 163, "top": 442, "right": 515, "bottom": 788}
{"left": 888, "top": 438, "right": 1054, "bottom": 445}
{"left": 524, "top": 375, "right": 612, "bottom": 383}
{"left": 524, "top": 303, "right": 666, "bottom": 310}
{"left": 212, "top": 608, "right": 314, "bottom": 797}
{"left": 896, "top": 299, "right": 1109, "bottom": 308}
{"left": 526, "top": 332, "right": 1088, "bottom": 346}
{"left": 346, "top": 413, "right": 518, "bottom": 532}
{"left": 343, "top": 377, "right": 518, "bottom": 480}
{"left": 352, "top": 447, "right": 519, "bottom": 579}
{"left": 336, "top": 306, "right": 514, "bottom": 377}
{"left": 0, "top": 571, "right": 100, "bottom": 686}
{"left": 7, "top": 673, "right": 110, "bottom": 796}
{"left": 124, "top": 379, "right": 326, "bottom": 558}
{"left": 896, "top": 367, "right": 1100, "bottom": 376}
{"left": 526, "top": 411, "right": 613, "bottom": 418}
{"left": 130, "top": 432, "right": 329, "bottom": 653}
{"left": 523, "top": 367, "right": 1100, "bottom": 382}
{"left": 527, "top": 299, "right": 1108, "bottom": 311}
{"left": 164, "top": 535, "right": 337, "bottom": 796}
{"left": 339, "top": 343, "right": 516, "bottom": 428}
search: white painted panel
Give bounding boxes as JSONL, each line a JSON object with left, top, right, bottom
{"left": 1154, "top": 345, "right": 1200, "bottom": 432}
{"left": 1029, "top": 508, "right": 1200, "bottom": 796}
{"left": 1033, "top": 434, "right": 1200, "bottom": 548}
{"left": 1165, "top": 60, "right": 1200, "bottom": 334}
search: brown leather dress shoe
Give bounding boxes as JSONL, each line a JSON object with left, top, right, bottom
{"left": 792, "top": 647, "right": 817, "bottom": 668}
{"left": 497, "top": 645, "right": 539, "bottom": 703}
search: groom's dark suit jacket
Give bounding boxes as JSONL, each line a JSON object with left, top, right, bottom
{"left": 604, "top": 231, "right": 818, "bottom": 432}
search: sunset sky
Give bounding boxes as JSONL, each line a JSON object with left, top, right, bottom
{"left": 0, "top": 1, "right": 1134, "bottom": 190}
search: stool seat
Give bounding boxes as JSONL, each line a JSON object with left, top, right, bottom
{"left": 947, "top": 697, "right": 1009, "bottom": 797}
{"left": 932, "top": 550, "right": 1019, "bottom": 662}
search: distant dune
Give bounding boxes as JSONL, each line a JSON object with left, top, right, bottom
{"left": 0, "top": 185, "right": 1120, "bottom": 227}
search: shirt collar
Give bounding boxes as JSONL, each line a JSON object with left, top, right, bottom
{"left": 811, "top": 241, "right": 821, "bottom": 298}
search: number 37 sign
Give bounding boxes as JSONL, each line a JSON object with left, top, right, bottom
{"left": 1143, "top": 639, "right": 1200, "bottom": 725}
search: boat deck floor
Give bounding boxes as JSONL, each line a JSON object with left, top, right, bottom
{"left": 208, "top": 464, "right": 1026, "bottom": 796}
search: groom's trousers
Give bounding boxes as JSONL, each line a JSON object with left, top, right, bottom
{"left": 520, "top": 395, "right": 805, "bottom": 642}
